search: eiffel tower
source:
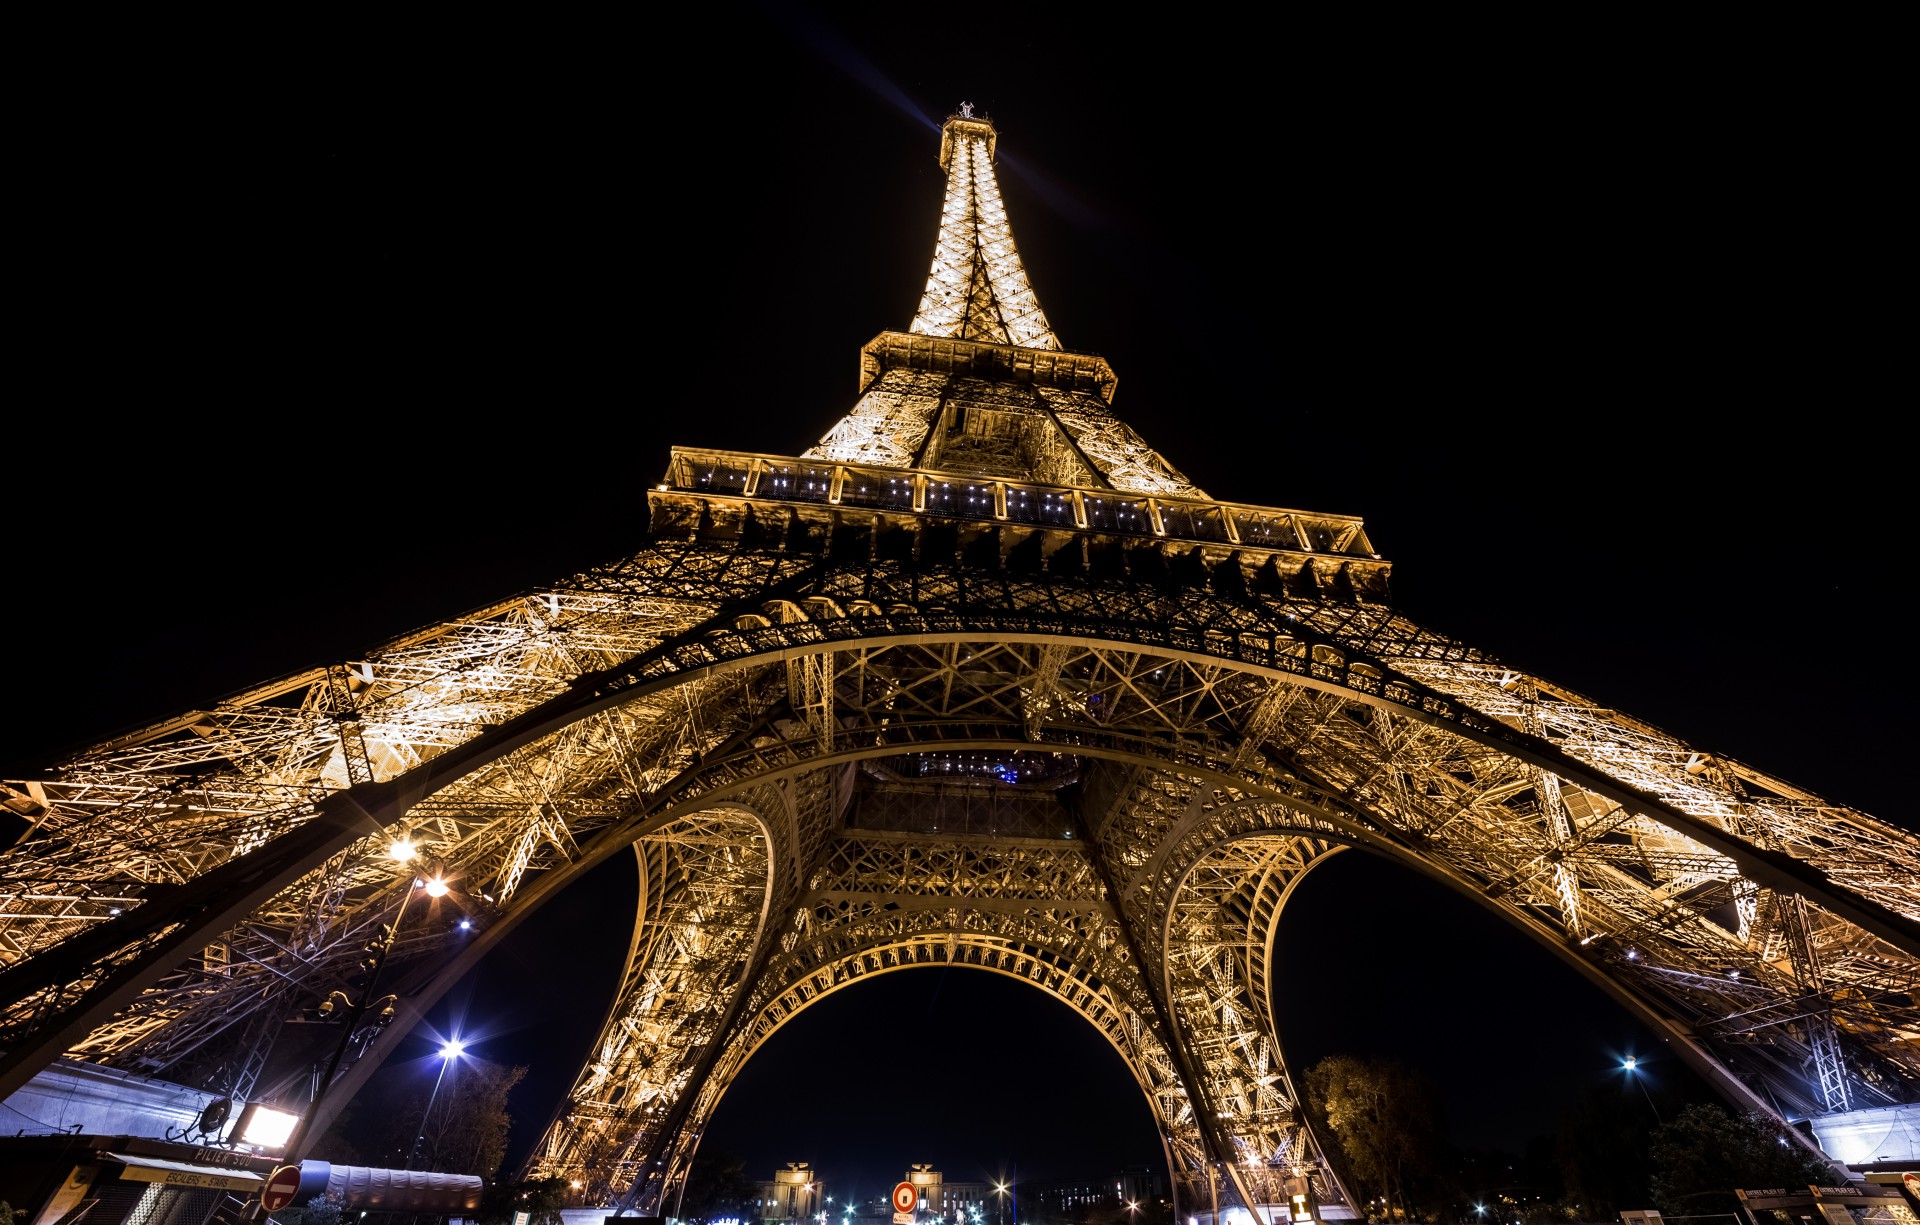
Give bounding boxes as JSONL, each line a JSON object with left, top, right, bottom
{"left": 3, "top": 106, "right": 1918, "bottom": 1217}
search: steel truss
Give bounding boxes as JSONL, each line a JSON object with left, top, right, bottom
{"left": 6, "top": 557, "right": 1916, "bottom": 1207}
{"left": 4, "top": 108, "right": 1918, "bottom": 1221}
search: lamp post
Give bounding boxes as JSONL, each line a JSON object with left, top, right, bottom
{"left": 243, "top": 846, "right": 447, "bottom": 1223}
{"left": 1622, "top": 1056, "right": 1664, "bottom": 1124}
{"left": 281, "top": 850, "right": 446, "bottom": 1158}
{"left": 407, "top": 1037, "right": 467, "bottom": 1169}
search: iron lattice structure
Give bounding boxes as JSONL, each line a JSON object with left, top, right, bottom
{"left": 4, "top": 109, "right": 1919, "bottom": 1219}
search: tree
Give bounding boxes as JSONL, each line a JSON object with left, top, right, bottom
{"left": 359, "top": 1057, "right": 528, "bottom": 1176}
{"left": 479, "top": 1178, "right": 568, "bottom": 1225}
{"left": 303, "top": 1096, "right": 365, "bottom": 1167}
{"left": 674, "top": 1150, "right": 758, "bottom": 1225}
{"left": 1451, "top": 1144, "right": 1562, "bottom": 1225}
{"left": 1553, "top": 1085, "right": 1655, "bottom": 1219}
{"left": 1647, "top": 1103, "right": 1835, "bottom": 1216}
{"left": 1304, "top": 1054, "right": 1450, "bottom": 1221}
{"left": 270, "top": 1192, "right": 345, "bottom": 1225}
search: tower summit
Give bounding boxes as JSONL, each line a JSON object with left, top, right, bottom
{"left": 912, "top": 107, "right": 1058, "bottom": 350}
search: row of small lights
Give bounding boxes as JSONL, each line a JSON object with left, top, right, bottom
{"left": 681, "top": 466, "right": 1367, "bottom": 554}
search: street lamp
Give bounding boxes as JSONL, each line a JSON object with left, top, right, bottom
{"left": 239, "top": 848, "right": 451, "bottom": 1223}
{"left": 1621, "top": 1056, "right": 1664, "bottom": 1124}
{"left": 407, "top": 1037, "right": 467, "bottom": 1168}
{"left": 281, "top": 853, "right": 446, "bottom": 1158}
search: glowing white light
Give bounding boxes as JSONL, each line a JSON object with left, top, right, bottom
{"left": 425, "top": 876, "right": 450, "bottom": 898}
{"left": 440, "top": 1039, "right": 465, "bottom": 1059}
{"left": 388, "top": 839, "right": 416, "bottom": 862}
{"left": 237, "top": 1103, "right": 300, "bottom": 1148}
{"left": 1624, "top": 1057, "right": 1638, "bottom": 1071}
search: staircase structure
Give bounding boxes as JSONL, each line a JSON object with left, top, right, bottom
{"left": 3, "top": 107, "right": 1918, "bottom": 1220}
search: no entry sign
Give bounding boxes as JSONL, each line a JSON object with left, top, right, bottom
{"left": 260, "top": 1165, "right": 302, "bottom": 1213}
{"left": 892, "top": 1182, "right": 918, "bottom": 1215}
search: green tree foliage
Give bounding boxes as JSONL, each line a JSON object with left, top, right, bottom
{"left": 360, "top": 1057, "right": 528, "bottom": 1176}
{"left": 675, "top": 1150, "right": 758, "bottom": 1225}
{"left": 1552, "top": 1085, "right": 1656, "bottom": 1219}
{"left": 303, "top": 1098, "right": 365, "bottom": 1167}
{"left": 1304, "top": 1054, "right": 1450, "bottom": 1221}
{"left": 1647, "top": 1103, "right": 1835, "bottom": 1216}
{"left": 271, "top": 1192, "right": 346, "bottom": 1225}
{"left": 1453, "top": 1144, "right": 1563, "bottom": 1225}
{"left": 479, "top": 1177, "right": 568, "bottom": 1225}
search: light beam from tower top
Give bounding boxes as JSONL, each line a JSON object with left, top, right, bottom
{"left": 909, "top": 108, "right": 1061, "bottom": 351}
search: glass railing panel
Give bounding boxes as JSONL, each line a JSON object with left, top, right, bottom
{"left": 761, "top": 462, "right": 836, "bottom": 503}
{"left": 680, "top": 456, "right": 752, "bottom": 494}
{"left": 1004, "top": 486, "right": 1077, "bottom": 526}
{"left": 1232, "top": 511, "right": 1303, "bottom": 550}
{"left": 837, "top": 470, "right": 916, "bottom": 510}
{"left": 923, "top": 479, "right": 997, "bottom": 518}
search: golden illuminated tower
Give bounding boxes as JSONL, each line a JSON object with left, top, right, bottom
{"left": 3, "top": 107, "right": 1918, "bottom": 1217}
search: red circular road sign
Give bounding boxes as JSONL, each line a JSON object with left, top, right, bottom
{"left": 893, "top": 1182, "right": 918, "bottom": 1214}
{"left": 261, "top": 1164, "right": 302, "bottom": 1213}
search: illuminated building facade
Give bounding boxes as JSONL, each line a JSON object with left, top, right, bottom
{"left": 3, "top": 103, "right": 1918, "bottom": 1225}
{"left": 904, "top": 1165, "right": 991, "bottom": 1222}
{"left": 757, "top": 1163, "right": 824, "bottom": 1225}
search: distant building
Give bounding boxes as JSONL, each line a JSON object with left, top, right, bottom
{"left": 903, "top": 1165, "right": 991, "bottom": 1223}
{"left": 757, "top": 1163, "right": 824, "bottom": 1225}
{"left": 1118, "top": 1165, "right": 1164, "bottom": 1213}
{"left": 1020, "top": 1175, "right": 1117, "bottom": 1221}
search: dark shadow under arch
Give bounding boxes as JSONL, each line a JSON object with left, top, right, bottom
{"left": 698, "top": 967, "right": 1165, "bottom": 1192}
{"left": 1269, "top": 850, "right": 1721, "bottom": 1154}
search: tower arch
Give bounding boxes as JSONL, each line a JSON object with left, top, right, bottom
{"left": 682, "top": 946, "right": 1195, "bottom": 1212}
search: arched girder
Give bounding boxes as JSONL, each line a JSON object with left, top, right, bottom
{"left": 135, "top": 715, "right": 1843, "bottom": 1192}
{"left": 1158, "top": 832, "right": 1351, "bottom": 1215}
{"left": 290, "top": 799, "right": 787, "bottom": 1166}
{"left": 524, "top": 767, "right": 850, "bottom": 1206}
{"left": 0, "top": 661, "right": 791, "bottom": 1101}
{"left": 506, "top": 719, "right": 1899, "bottom": 1208}
{"left": 1134, "top": 804, "right": 1858, "bottom": 1158}
{"left": 669, "top": 941, "right": 1207, "bottom": 1212}
{"left": 1166, "top": 836, "right": 1342, "bottom": 1071}
{"left": 11, "top": 569, "right": 1909, "bottom": 999}
{"left": 527, "top": 800, "right": 777, "bottom": 1204}
{"left": 3, "top": 582, "right": 1917, "bottom": 1147}
{"left": 529, "top": 823, "right": 1210, "bottom": 1212}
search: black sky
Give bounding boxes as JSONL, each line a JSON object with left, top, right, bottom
{"left": 8, "top": 3, "right": 1906, "bottom": 1199}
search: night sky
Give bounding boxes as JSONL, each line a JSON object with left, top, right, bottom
{"left": 9, "top": 5, "right": 1905, "bottom": 1201}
